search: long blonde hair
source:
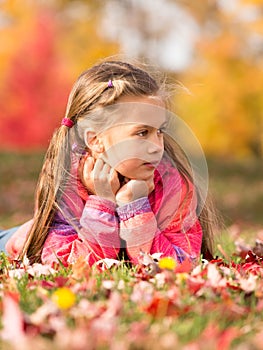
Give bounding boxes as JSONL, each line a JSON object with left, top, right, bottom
{"left": 21, "top": 60, "right": 217, "bottom": 263}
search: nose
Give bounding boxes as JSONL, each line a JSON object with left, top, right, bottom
{"left": 147, "top": 134, "right": 163, "bottom": 154}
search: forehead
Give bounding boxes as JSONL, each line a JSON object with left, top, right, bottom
{"left": 110, "top": 96, "right": 167, "bottom": 129}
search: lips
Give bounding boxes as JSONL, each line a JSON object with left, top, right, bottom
{"left": 143, "top": 160, "right": 160, "bottom": 168}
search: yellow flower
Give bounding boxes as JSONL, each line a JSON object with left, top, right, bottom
{"left": 158, "top": 257, "right": 177, "bottom": 271}
{"left": 176, "top": 273, "right": 188, "bottom": 283}
{"left": 52, "top": 287, "right": 76, "bottom": 310}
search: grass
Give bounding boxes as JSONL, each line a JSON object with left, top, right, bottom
{"left": 0, "top": 152, "right": 44, "bottom": 227}
{"left": 208, "top": 157, "right": 263, "bottom": 229}
{"left": 1, "top": 251, "right": 263, "bottom": 349}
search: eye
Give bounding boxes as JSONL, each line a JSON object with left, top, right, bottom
{"left": 136, "top": 129, "right": 148, "bottom": 137}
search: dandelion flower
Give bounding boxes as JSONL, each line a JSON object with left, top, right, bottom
{"left": 176, "top": 273, "right": 188, "bottom": 283}
{"left": 52, "top": 287, "right": 76, "bottom": 310}
{"left": 158, "top": 257, "right": 176, "bottom": 271}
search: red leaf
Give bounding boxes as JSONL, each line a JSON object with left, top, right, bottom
{"left": 175, "top": 258, "right": 193, "bottom": 273}
{"left": 187, "top": 276, "right": 205, "bottom": 294}
{"left": 41, "top": 280, "right": 55, "bottom": 289}
{"left": 54, "top": 276, "right": 69, "bottom": 287}
{"left": 145, "top": 293, "right": 178, "bottom": 318}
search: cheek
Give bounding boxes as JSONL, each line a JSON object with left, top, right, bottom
{"left": 102, "top": 140, "right": 145, "bottom": 167}
{"left": 115, "top": 160, "right": 154, "bottom": 180}
{"left": 114, "top": 159, "right": 138, "bottom": 177}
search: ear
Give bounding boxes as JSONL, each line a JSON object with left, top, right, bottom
{"left": 84, "top": 128, "right": 104, "bottom": 154}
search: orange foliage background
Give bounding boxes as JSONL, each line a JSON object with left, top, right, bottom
{"left": 0, "top": 0, "right": 263, "bottom": 157}
{"left": 0, "top": 1, "right": 118, "bottom": 150}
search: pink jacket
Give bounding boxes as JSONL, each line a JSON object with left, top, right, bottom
{"left": 41, "top": 157, "right": 203, "bottom": 266}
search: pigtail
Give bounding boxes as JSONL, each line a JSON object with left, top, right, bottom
{"left": 197, "top": 194, "right": 218, "bottom": 259}
{"left": 20, "top": 125, "right": 71, "bottom": 263}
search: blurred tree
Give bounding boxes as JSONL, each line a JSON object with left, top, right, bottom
{"left": 0, "top": 8, "right": 71, "bottom": 149}
{"left": 174, "top": 0, "right": 263, "bottom": 157}
{"left": 100, "top": 0, "right": 199, "bottom": 71}
{"left": 0, "top": 1, "right": 36, "bottom": 89}
{"left": 0, "top": 0, "right": 119, "bottom": 150}
{"left": 1, "top": 0, "right": 263, "bottom": 156}
{"left": 94, "top": 0, "right": 263, "bottom": 157}
{"left": 49, "top": 0, "right": 119, "bottom": 74}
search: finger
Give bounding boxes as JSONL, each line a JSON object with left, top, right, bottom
{"left": 78, "top": 156, "right": 85, "bottom": 177}
{"left": 83, "top": 156, "right": 95, "bottom": 173}
{"left": 109, "top": 167, "right": 120, "bottom": 184}
{"left": 102, "top": 163, "right": 111, "bottom": 175}
{"left": 127, "top": 180, "right": 148, "bottom": 198}
{"left": 93, "top": 158, "right": 105, "bottom": 176}
{"left": 82, "top": 157, "right": 95, "bottom": 183}
{"left": 147, "top": 179, "right": 155, "bottom": 193}
{"left": 109, "top": 167, "right": 117, "bottom": 179}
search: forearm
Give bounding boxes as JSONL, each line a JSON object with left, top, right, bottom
{"left": 117, "top": 197, "right": 203, "bottom": 264}
{"left": 154, "top": 219, "right": 203, "bottom": 263}
{"left": 42, "top": 230, "right": 119, "bottom": 267}
{"left": 79, "top": 195, "right": 120, "bottom": 258}
{"left": 42, "top": 196, "right": 120, "bottom": 267}
{"left": 117, "top": 197, "right": 157, "bottom": 263}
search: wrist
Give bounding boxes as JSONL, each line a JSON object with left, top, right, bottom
{"left": 116, "top": 197, "right": 151, "bottom": 219}
{"left": 116, "top": 194, "right": 144, "bottom": 207}
{"left": 116, "top": 179, "right": 150, "bottom": 206}
{"left": 101, "top": 195, "right": 116, "bottom": 204}
{"left": 86, "top": 195, "right": 117, "bottom": 213}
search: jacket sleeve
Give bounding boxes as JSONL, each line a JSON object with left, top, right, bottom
{"left": 117, "top": 198, "right": 157, "bottom": 263}
{"left": 116, "top": 175, "right": 203, "bottom": 264}
{"left": 41, "top": 196, "right": 120, "bottom": 266}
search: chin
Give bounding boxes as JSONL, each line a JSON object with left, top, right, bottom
{"left": 117, "top": 166, "right": 155, "bottom": 181}
{"left": 131, "top": 173, "right": 154, "bottom": 181}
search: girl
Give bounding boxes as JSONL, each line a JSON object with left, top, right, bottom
{"left": 6, "top": 60, "right": 216, "bottom": 266}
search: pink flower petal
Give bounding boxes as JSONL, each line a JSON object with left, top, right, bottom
{"left": 1, "top": 293, "right": 25, "bottom": 343}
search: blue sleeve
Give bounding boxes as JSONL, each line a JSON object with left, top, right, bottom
{"left": 0, "top": 227, "right": 20, "bottom": 253}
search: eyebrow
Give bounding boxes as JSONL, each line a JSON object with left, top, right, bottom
{"left": 130, "top": 122, "right": 168, "bottom": 130}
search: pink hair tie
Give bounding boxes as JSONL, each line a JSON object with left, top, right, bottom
{"left": 108, "top": 79, "right": 114, "bottom": 88}
{"left": 61, "top": 118, "right": 74, "bottom": 128}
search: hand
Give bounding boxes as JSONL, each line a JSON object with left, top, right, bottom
{"left": 79, "top": 155, "right": 120, "bottom": 202}
{"left": 5, "top": 219, "right": 33, "bottom": 259}
{"left": 116, "top": 176, "right": 154, "bottom": 206}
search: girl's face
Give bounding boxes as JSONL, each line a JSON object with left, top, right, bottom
{"left": 98, "top": 95, "right": 167, "bottom": 180}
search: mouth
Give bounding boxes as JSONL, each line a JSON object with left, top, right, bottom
{"left": 143, "top": 161, "right": 160, "bottom": 168}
